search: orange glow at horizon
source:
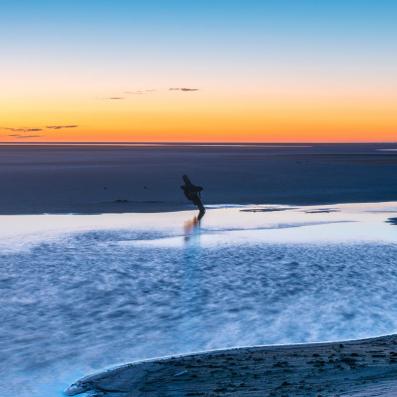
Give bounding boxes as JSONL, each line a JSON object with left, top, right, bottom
{"left": 1, "top": 93, "right": 396, "bottom": 143}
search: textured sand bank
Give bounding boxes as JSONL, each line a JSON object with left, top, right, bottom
{"left": 66, "top": 334, "right": 397, "bottom": 396}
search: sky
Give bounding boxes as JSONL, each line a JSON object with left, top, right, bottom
{"left": 0, "top": 0, "right": 396, "bottom": 142}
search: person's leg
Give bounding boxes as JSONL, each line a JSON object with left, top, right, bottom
{"left": 194, "top": 197, "right": 206, "bottom": 220}
{"left": 198, "top": 206, "right": 206, "bottom": 220}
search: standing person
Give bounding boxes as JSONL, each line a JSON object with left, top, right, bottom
{"left": 181, "top": 175, "right": 206, "bottom": 220}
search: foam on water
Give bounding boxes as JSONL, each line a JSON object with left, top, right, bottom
{"left": 2, "top": 203, "right": 397, "bottom": 396}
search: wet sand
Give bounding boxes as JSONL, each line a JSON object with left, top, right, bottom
{"left": 1, "top": 203, "right": 396, "bottom": 396}
{"left": 57, "top": 203, "right": 397, "bottom": 396}
{"left": 1, "top": 143, "right": 397, "bottom": 214}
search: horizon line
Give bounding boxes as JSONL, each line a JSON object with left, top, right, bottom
{"left": 0, "top": 141, "right": 397, "bottom": 146}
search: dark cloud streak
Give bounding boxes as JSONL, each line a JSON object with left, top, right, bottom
{"left": 46, "top": 125, "right": 78, "bottom": 130}
{"left": 1, "top": 127, "right": 43, "bottom": 132}
{"left": 8, "top": 134, "right": 43, "bottom": 138}
{"left": 1, "top": 125, "right": 78, "bottom": 136}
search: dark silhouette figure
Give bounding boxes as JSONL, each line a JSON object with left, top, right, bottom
{"left": 181, "top": 175, "right": 206, "bottom": 220}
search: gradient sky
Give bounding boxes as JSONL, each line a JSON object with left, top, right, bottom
{"left": 1, "top": 0, "right": 396, "bottom": 142}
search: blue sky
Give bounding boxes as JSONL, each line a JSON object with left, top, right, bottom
{"left": 1, "top": 1, "right": 396, "bottom": 142}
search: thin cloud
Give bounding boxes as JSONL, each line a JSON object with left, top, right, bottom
{"left": 1, "top": 125, "right": 78, "bottom": 134}
{"left": 124, "top": 89, "right": 156, "bottom": 95}
{"left": 169, "top": 87, "right": 199, "bottom": 92}
{"left": 1, "top": 127, "right": 43, "bottom": 132}
{"left": 46, "top": 125, "right": 78, "bottom": 130}
{"left": 8, "top": 134, "right": 43, "bottom": 138}
{"left": 105, "top": 97, "right": 125, "bottom": 100}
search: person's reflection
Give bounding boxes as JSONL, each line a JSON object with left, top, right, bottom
{"left": 173, "top": 214, "right": 205, "bottom": 352}
{"left": 184, "top": 215, "right": 201, "bottom": 242}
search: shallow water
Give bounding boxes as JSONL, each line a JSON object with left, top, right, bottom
{"left": 2, "top": 203, "right": 397, "bottom": 396}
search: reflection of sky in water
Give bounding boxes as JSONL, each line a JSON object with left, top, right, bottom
{"left": 2, "top": 202, "right": 397, "bottom": 396}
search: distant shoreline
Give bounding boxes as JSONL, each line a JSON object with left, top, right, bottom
{"left": 0, "top": 141, "right": 397, "bottom": 145}
{"left": 2, "top": 198, "right": 397, "bottom": 216}
{"left": 0, "top": 142, "right": 315, "bottom": 146}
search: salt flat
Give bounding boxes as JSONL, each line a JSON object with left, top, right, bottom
{"left": 2, "top": 143, "right": 397, "bottom": 214}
